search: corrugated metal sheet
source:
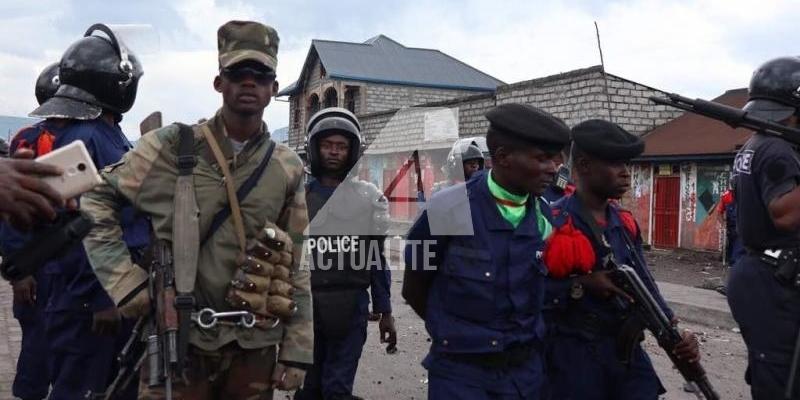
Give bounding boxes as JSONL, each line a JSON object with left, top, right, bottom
{"left": 278, "top": 35, "right": 504, "bottom": 97}
{"left": 640, "top": 89, "right": 753, "bottom": 159}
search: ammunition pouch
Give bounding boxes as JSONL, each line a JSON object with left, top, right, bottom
{"left": 226, "top": 226, "right": 298, "bottom": 324}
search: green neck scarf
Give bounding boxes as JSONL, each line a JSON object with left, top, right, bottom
{"left": 488, "top": 171, "right": 529, "bottom": 228}
{"left": 487, "top": 171, "right": 553, "bottom": 237}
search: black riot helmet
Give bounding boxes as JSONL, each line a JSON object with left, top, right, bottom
{"left": 743, "top": 56, "right": 800, "bottom": 122}
{"left": 30, "top": 23, "right": 143, "bottom": 120}
{"left": 305, "top": 107, "right": 363, "bottom": 177}
{"left": 444, "top": 139, "right": 485, "bottom": 180}
{"left": 35, "top": 62, "right": 60, "bottom": 105}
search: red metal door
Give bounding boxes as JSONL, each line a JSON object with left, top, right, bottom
{"left": 653, "top": 176, "right": 680, "bottom": 248}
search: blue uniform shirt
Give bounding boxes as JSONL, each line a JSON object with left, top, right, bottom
{"left": 405, "top": 171, "right": 549, "bottom": 354}
{"left": 734, "top": 133, "right": 800, "bottom": 249}
{"left": 544, "top": 195, "right": 673, "bottom": 332}
{"left": 0, "top": 119, "right": 150, "bottom": 312}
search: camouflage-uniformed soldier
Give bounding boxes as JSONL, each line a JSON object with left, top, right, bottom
{"left": 82, "top": 20, "right": 312, "bottom": 400}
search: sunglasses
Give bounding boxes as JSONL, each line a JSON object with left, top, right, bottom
{"left": 221, "top": 66, "right": 276, "bottom": 85}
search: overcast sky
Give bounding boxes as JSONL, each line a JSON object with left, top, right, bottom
{"left": 0, "top": 0, "right": 796, "bottom": 138}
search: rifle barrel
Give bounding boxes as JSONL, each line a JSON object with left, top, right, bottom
{"left": 650, "top": 94, "right": 800, "bottom": 146}
{"left": 696, "top": 377, "right": 721, "bottom": 400}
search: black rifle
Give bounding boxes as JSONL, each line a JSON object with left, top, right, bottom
{"left": 608, "top": 257, "right": 720, "bottom": 400}
{"left": 87, "top": 316, "right": 148, "bottom": 400}
{"left": 650, "top": 92, "right": 800, "bottom": 146}
{"left": 1, "top": 210, "right": 94, "bottom": 281}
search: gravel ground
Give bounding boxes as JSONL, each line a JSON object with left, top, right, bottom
{"left": 646, "top": 247, "right": 728, "bottom": 290}
{"left": 278, "top": 273, "right": 750, "bottom": 400}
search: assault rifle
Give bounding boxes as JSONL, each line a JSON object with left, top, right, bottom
{"left": 145, "top": 240, "right": 187, "bottom": 400}
{"left": 608, "top": 257, "right": 720, "bottom": 400}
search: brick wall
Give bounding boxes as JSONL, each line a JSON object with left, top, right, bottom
{"left": 364, "top": 84, "right": 479, "bottom": 114}
{"left": 495, "top": 67, "right": 683, "bottom": 136}
{"left": 357, "top": 66, "right": 684, "bottom": 146}
{"left": 289, "top": 65, "right": 684, "bottom": 152}
{"left": 286, "top": 56, "right": 489, "bottom": 149}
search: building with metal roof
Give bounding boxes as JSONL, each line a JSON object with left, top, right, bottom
{"left": 278, "top": 34, "right": 504, "bottom": 151}
{"left": 628, "top": 89, "right": 750, "bottom": 252}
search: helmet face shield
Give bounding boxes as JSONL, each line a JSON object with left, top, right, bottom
{"left": 444, "top": 140, "right": 485, "bottom": 181}
{"left": 30, "top": 23, "right": 143, "bottom": 119}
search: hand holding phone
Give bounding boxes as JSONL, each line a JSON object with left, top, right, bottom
{"left": 35, "top": 141, "right": 102, "bottom": 200}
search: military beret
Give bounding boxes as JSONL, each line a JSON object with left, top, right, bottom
{"left": 571, "top": 119, "right": 644, "bottom": 161}
{"left": 485, "top": 103, "right": 570, "bottom": 151}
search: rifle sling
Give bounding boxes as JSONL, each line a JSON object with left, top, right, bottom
{"left": 200, "top": 129, "right": 276, "bottom": 249}
{"left": 571, "top": 193, "right": 611, "bottom": 255}
{"left": 172, "top": 123, "right": 200, "bottom": 375}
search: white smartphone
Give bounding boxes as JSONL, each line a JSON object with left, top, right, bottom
{"left": 35, "top": 141, "right": 103, "bottom": 200}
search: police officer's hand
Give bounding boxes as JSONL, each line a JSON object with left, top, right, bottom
{"left": 270, "top": 362, "right": 306, "bottom": 391}
{"left": 11, "top": 276, "right": 36, "bottom": 306}
{"left": 0, "top": 149, "right": 65, "bottom": 230}
{"left": 673, "top": 327, "right": 701, "bottom": 363}
{"left": 118, "top": 285, "right": 151, "bottom": 319}
{"left": 378, "top": 313, "right": 397, "bottom": 349}
{"left": 574, "top": 271, "right": 634, "bottom": 303}
{"left": 92, "top": 305, "right": 121, "bottom": 336}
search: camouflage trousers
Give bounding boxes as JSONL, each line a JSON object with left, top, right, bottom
{"left": 138, "top": 344, "right": 276, "bottom": 400}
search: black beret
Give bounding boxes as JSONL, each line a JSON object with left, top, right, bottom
{"left": 572, "top": 119, "right": 644, "bottom": 161}
{"left": 485, "top": 103, "right": 570, "bottom": 151}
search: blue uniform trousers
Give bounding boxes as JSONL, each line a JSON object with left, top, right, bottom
{"left": 12, "top": 297, "right": 50, "bottom": 400}
{"left": 545, "top": 334, "right": 661, "bottom": 400}
{"left": 425, "top": 351, "right": 544, "bottom": 400}
{"left": 45, "top": 310, "right": 116, "bottom": 400}
{"left": 728, "top": 254, "right": 800, "bottom": 400}
{"left": 295, "top": 292, "right": 369, "bottom": 400}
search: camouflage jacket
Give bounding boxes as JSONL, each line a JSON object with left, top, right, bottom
{"left": 82, "top": 110, "right": 312, "bottom": 364}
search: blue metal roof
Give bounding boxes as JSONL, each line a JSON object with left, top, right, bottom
{"left": 278, "top": 35, "right": 504, "bottom": 97}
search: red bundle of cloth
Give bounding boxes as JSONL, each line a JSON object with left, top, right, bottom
{"left": 543, "top": 215, "right": 596, "bottom": 279}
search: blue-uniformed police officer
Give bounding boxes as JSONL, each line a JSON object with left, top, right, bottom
{"left": 541, "top": 119, "right": 699, "bottom": 400}
{"left": 726, "top": 56, "right": 800, "bottom": 400}
{"left": 0, "top": 61, "right": 61, "bottom": 400}
{"left": 295, "top": 107, "right": 396, "bottom": 400}
{"left": 403, "top": 103, "right": 570, "bottom": 399}
{"left": 430, "top": 140, "right": 485, "bottom": 194}
{"left": 23, "top": 24, "right": 149, "bottom": 400}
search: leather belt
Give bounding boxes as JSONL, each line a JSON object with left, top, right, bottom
{"left": 441, "top": 343, "right": 536, "bottom": 369}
